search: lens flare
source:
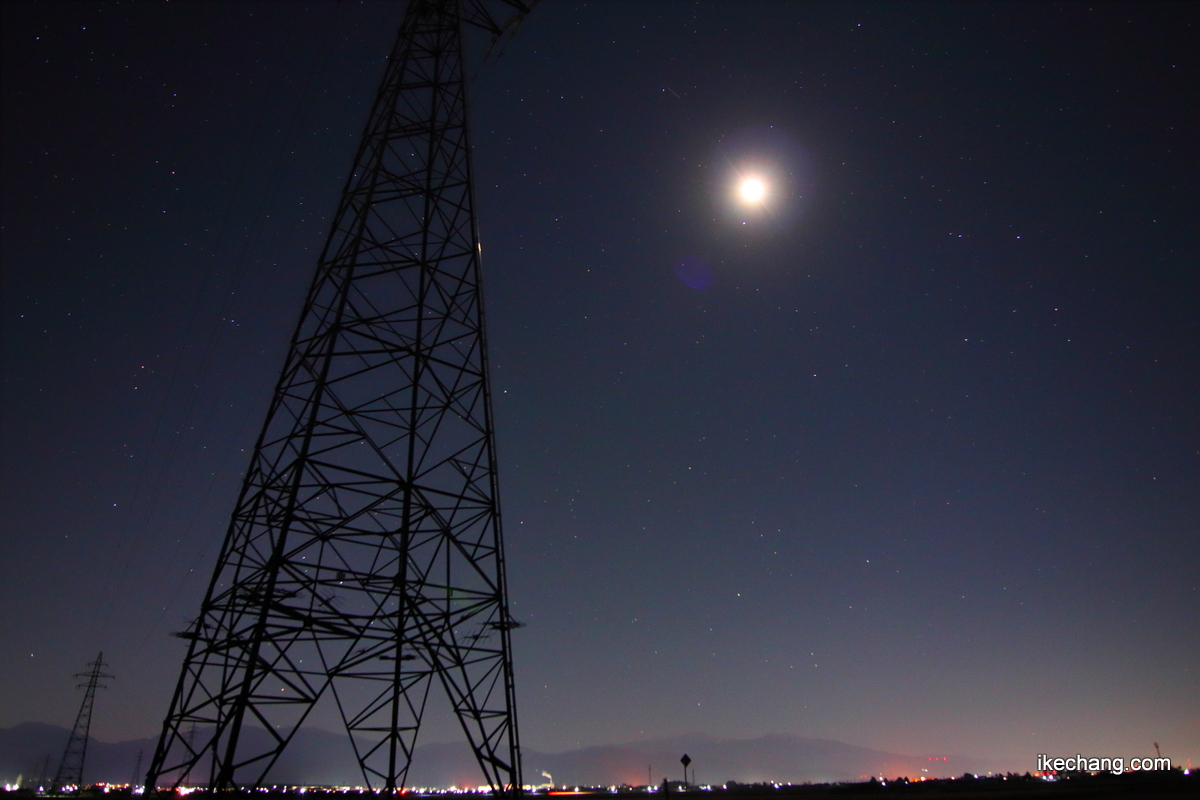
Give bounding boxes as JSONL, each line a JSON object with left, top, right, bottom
{"left": 674, "top": 255, "right": 714, "bottom": 290}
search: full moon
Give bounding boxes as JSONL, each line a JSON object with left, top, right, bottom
{"left": 739, "top": 177, "right": 766, "bottom": 202}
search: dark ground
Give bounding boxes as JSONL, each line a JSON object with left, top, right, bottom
{"left": 7, "top": 770, "right": 1200, "bottom": 799}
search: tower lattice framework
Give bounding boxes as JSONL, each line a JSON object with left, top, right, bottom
{"left": 53, "top": 653, "right": 114, "bottom": 792}
{"left": 147, "top": 1, "right": 533, "bottom": 791}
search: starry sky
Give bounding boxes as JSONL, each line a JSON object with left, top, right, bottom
{"left": 2, "top": 0, "right": 1197, "bottom": 773}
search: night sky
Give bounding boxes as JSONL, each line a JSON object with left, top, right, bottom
{"left": 2, "top": 0, "right": 1197, "bottom": 773}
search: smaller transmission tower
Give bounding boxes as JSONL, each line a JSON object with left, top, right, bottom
{"left": 53, "top": 653, "right": 114, "bottom": 791}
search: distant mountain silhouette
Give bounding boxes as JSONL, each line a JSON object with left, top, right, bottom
{"left": 0, "top": 723, "right": 1013, "bottom": 788}
{"left": 520, "top": 733, "right": 1013, "bottom": 787}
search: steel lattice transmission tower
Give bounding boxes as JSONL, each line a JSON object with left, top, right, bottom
{"left": 147, "top": 0, "right": 535, "bottom": 792}
{"left": 53, "top": 653, "right": 114, "bottom": 792}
